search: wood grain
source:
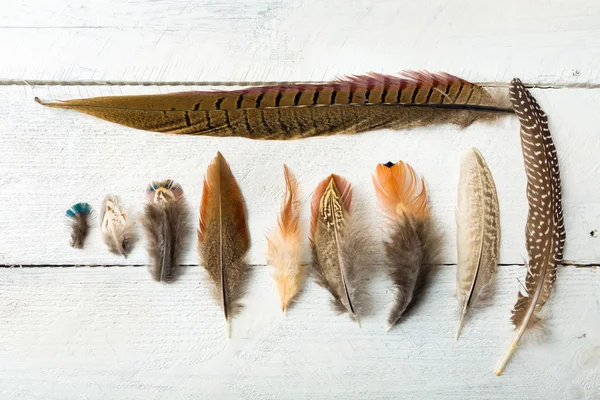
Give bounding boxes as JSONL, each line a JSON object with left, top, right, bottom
{"left": 0, "top": 265, "right": 598, "bottom": 399}
{"left": 0, "top": 0, "right": 598, "bottom": 84}
{"left": 1, "top": 1, "right": 599, "bottom": 397}
{"left": 0, "top": 86, "right": 598, "bottom": 266}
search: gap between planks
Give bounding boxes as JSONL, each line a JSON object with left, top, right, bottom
{"left": 0, "top": 263, "right": 597, "bottom": 268}
{"left": 6, "top": 79, "right": 600, "bottom": 89}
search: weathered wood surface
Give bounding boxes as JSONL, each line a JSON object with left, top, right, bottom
{"left": 0, "top": 266, "right": 598, "bottom": 399}
{"left": 0, "top": 0, "right": 598, "bottom": 85}
{"left": 1, "top": 0, "right": 599, "bottom": 398}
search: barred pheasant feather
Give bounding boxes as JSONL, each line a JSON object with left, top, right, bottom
{"left": 66, "top": 202, "right": 92, "bottom": 249}
{"left": 372, "top": 161, "right": 441, "bottom": 330}
{"left": 198, "top": 152, "right": 250, "bottom": 337}
{"left": 35, "top": 72, "right": 511, "bottom": 140}
{"left": 100, "top": 195, "right": 135, "bottom": 257}
{"left": 455, "top": 148, "right": 500, "bottom": 339}
{"left": 266, "top": 165, "right": 306, "bottom": 311}
{"left": 142, "top": 180, "right": 188, "bottom": 282}
{"left": 495, "top": 79, "right": 566, "bottom": 376}
{"left": 310, "top": 174, "right": 370, "bottom": 323}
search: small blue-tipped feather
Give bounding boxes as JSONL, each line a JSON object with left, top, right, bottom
{"left": 66, "top": 202, "right": 92, "bottom": 218}
{"left": 66, "top": 202, "right": 93, "bottom": 248}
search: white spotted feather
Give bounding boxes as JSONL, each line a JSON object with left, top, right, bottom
{"left": 495, "top": 79, "right": 566, "bottom": 376}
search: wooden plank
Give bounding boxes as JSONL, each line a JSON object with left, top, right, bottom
{"left": 0, "top": 85, "right": 598, "bottom": 265}
{"left": 0, "top": 265, "right": 597, "bottom": 399}
{"left": 0, "top": 0, "right": 598, "bottom": 84}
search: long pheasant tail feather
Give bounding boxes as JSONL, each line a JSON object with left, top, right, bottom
{"left": 495, "top": 79, "right": 565, "bottom": 376}
{"left": 142, "top": 180, "right": 188, "bottom": 282}
{"left": 266, "top": 165, "right": 306, "bottom": 312}
{"left": 310, "top": 174, "right": 369, "bottom": 324}
{"left": 35, "top": 72, "right": 512, "bottom": 140}
{"left": 198, "top": 152, "right": 250, "bottom": 337}
{"left": 455, "top": 148, "right": 500, "bottom": 340}
{"left": 372, "top": 161, "right": 440, "bottom": 330}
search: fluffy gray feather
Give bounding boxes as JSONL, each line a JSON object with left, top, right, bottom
{"left": 142, "top": 180, "right": 189, "bottom": 282}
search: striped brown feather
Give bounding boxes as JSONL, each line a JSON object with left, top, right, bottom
{"left": 36, "top": 72, "right": 512, "bottom": 140}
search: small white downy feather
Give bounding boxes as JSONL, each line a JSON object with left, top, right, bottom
{"left": 100, "top": 195, "right": 135, "bottom": 257}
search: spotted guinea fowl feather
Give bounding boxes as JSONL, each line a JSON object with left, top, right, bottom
{"left": 35, "top": 72, "right": 511, "bottom": 140}
{"left": 495, "top": 78, "right": 566, "bottom": 376}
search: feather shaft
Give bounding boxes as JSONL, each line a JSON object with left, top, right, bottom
{"left": 495, "top": 78, "right": 565, "bottom": 376}
{"left": 35, "top": 72, "right": 511, "bottom": 140}
{"left": 198, "top": 152, "right": 250, "bottom": 337}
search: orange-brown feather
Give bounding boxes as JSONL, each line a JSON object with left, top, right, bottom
{"left": 278, "top": 165, "right": 300, "bottom": 237}
{"left": 372, "top": 161, "right": 429, "bottom": 220}
{"left": 198, "top": 152, "right": 249, "bottom": 248}
{"left": 266, "top": 165, "right": 305, "bottom": 311}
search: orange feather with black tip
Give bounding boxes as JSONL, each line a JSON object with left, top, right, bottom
{"left": 372, "top": 161, "right": 441, "bottom": 330}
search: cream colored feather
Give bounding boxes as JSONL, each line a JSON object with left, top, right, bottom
{"left": 100, "top": 195, "right": 135, "bottom": 257}
{"left": 266, "top": 165, "right": 307, "bottom": 311}
{"left": 455, "top": 148, "right": 500, "bottom": 339}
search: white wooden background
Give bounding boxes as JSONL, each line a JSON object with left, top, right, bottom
{"left": 0, "top": 1, "right": 599, "bottom": 399}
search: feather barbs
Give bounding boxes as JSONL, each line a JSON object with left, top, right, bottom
{"left": 455, "top": 148, "right": 500, "bottom": 340}
{"left": 100, "top": 195, "right": 135, "bottom": 257}
{"left": 372, "top": 161, "right": 429, "bottom": 220}
{"left": 66, "top": 202, "right": 93, "bottom": 249}
{"left": 310, "top": 174, "right": 369, "bottom": 323}
{"left": 310, "top": 174, "right": 352, "bottom": 236}
{"left": 198, "top": 152, "right": 250, "bottom": 337}
{"left": 495, "top": 78, "right": 565, "bottom": 376}
{"left": 35, "top": 71, "right": 512, "bottom": 140}
{"left": 199, "top": 152, "right": 249, "bottom": 248}
{"left": 266, "top": 165, "right": 306, "bottom": 312}
{"left": 372, "top": 161, "right": 439, "bottom": 330}
{"left": 142, "top": 179, "right": 188, "bottom": 282}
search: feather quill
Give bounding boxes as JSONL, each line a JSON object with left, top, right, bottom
{"left": 142, "top": 180, "right": 188, "bottom": 282}
{"left": 66, "top": 202, "right": 92, "bottom": 248}
{"left": 35, "top": 72, "right": 511, "bottom": 140}
{"left": 372, "top": 161, "right": 441, "bottom": 330}
{"left": 495, "top": 79, "right": 566, "bottom": 376}
{"left": 266, "top": 165, "right": 306, "bottom": 311}
{"left": 310, "top": 174, "right": 369, "bottom": 324}
{"left": 100, "top": 195, "right": 135, "bottom": 257}
{"left": 455, "top": 148, "right": 500, "bottom": 339}
{"left": 198, "top": 152, "right": 250, "bottom": 337}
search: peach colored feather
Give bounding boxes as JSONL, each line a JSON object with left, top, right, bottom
{"left": 266, "top": 165, "right": 306, "bottom": 311}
